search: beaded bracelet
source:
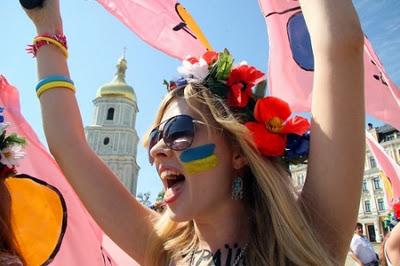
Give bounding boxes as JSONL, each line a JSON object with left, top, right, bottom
{"left": 27, "top": 33, "right": 68, "bottom": 58}
{"left": 36, "top": 75, "right": 76, "bottom": 98}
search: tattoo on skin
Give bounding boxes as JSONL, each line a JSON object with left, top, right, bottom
{"left": 185, "top": 243, "right": 245, "bottom": 266}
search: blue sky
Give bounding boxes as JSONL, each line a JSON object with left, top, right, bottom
{"left": 0, "top": 0, "right": 399, "bottom": 201}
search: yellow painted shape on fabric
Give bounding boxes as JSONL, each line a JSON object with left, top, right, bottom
{"left": 380, "top": 171, "right": 394, "bottom": 203}
{"left": 176, "top": 3, "right": 213, "bottom": 51}
{"left": 183, "top": 154, "right": 218, "bottom": 175}
{"left": 6, "top": 176, "right": 64, "bottom": 266}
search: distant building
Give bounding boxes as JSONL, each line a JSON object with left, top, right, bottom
{"left": 85, "top": 56, "right": 139, "bottom": 195}
{"left": 290, "top": 124, "right": 400, "bottom": 243}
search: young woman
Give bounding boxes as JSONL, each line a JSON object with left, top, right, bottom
{"left": 23, "top": 0, "right": 365, "bottom": 264}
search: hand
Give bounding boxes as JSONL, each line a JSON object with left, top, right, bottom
{"left": 21, "top": 0, "right": 63, "bottom": 34}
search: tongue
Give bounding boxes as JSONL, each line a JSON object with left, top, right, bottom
{"left": 164, "top": 181, "right": 184, "bottom": 203}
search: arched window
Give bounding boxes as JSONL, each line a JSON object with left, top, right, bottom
{"left": 106, "top": 108, "right": 115, "bottom": 120}
{"left": 103, "top": 137, "right": 110, "bottom": 145}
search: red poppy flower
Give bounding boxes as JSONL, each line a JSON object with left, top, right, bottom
{"left": 226, "top": 65, "right": 264, "bottom": 108}
{"left": 245, "top": 97, "right": 310, "bottom": 157}
{"left": 202, "top": 51, "right": 219, "bottom": 65}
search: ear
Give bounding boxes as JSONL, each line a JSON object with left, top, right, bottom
{"left": 231, "top": 148, "right": 248, "bottom": 170}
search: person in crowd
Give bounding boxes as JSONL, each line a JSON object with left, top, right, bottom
{"left": 22, "top": 0, "right": 365, "bottom": 264}
{"left": 350, "top": 223, "right": 379, "bottom": 266}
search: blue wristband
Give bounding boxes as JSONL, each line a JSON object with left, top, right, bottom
{"left": 36, "top": 75, "right": 74, "bottom": 92}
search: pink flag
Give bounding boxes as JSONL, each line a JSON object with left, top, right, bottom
{"left": 96, "top": 0, "right": 211, "bottom": 60}
{"left": 258, "top": 0, "right": 400, "bottom": 130}
{"left": 366, "top": 131, "right": 400, "bottom": 208}
{"left": 0, "top": 75, "right": 138, "bottom": 265}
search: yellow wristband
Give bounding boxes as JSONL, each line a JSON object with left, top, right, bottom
{"left": 36, "top": 81, "right": 76, "bottom": 98}
{"left": 34, "top": 37, "right": 68, "bottom": 58}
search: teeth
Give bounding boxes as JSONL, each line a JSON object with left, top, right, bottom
{"left": 161, "top": 170, "right": 181, "bottom": 179}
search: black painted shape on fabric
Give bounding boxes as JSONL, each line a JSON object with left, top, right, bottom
{"left": 172, "top": 3, "right": 197, "bottom": 39}
{"left": 371, "top": 60, "right": 389, "bottom": 87}
{"left": 287, "top": 12, "right": 315, "bottom": 71}
{"left": 19, "top": 0, "right": 44, "bottom": 9}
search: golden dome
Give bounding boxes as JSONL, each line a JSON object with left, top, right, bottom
{"left": 96, "top": 56, "right": 136, "bottom": 102}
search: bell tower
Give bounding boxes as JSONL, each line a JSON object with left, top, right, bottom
{"left": 85, "top": 55, "right": 139, "bottom": 195}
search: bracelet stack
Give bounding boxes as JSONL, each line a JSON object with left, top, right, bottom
{"left": 36, "top": 75, "right": 76, "bottom": 98}
{"left": 27, "top": 33, "right": 68, "bottom": 58}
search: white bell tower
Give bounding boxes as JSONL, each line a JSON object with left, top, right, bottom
{"left": 85, "top": 55, "right": 139, "bottom": 195}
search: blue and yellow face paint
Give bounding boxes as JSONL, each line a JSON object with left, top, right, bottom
{"left": 180, "top": 144, "right": 218, "bottom": 175}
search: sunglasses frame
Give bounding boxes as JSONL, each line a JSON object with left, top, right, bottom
{"left": 148, "top": 114, "right": 208, "bottom": 163}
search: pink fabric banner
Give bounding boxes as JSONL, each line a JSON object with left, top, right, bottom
{"left": 258, "top": 0, "right": 400, "bottom": 130}
{"left": 366, "top": 131, "right": 400, "bottom": 208}
{"left": 0, "top": 75, "right": 138, "bottom": 265}
{"left": 96, "top": 0, "right": 209, "bottom": 60}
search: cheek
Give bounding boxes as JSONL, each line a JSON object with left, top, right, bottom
{"left": 179, "top": 144, "right": 219, "bottom": 175}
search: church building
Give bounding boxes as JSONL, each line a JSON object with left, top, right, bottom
{"left": 85, "top": 56, "right": 139, "bottom": 195}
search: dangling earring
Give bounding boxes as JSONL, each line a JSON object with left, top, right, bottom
{"left": 231, "top": 176, "right": 244, "bottom": 200}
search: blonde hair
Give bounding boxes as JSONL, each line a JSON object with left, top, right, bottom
{"left": 144, "top": 83, "right": 337, "bottom": 265}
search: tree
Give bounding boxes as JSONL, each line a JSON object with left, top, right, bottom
{"left": 137, "top": 191, "right": 151, "bottom": 207}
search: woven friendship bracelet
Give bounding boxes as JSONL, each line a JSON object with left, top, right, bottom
{"left": 27, "top": 34, "right": 68, "bottom": 58}
{"left": 36, "top": 80, "right": 76, "bottom": 98}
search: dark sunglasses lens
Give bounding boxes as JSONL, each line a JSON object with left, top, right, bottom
{"left": 164, "top": 115, "right": 194, "bottom": 150}
{"left": 148, "top": 129, "right": 160, "bottom": 163}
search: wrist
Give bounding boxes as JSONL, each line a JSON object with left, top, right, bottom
{"left": 35, "top": 19, "right": 63, "bottom": 35}
{"left": 36, "top": 25, "right": 63, "bottom": 35}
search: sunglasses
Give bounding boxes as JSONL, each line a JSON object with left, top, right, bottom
{"left": 148, "top": 114, "right": 208, "bottom": 164}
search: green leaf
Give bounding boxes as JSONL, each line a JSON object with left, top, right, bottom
{"left": 163, "top": 80, "right": 170, "bottom": 91}
{"left": 215, "top": 49, "right": 234, "bottom": 81}
{"left": 4, "top": 133, "right": 27, "bottom": 147}
{"left": 0, "top": 131, "right": 7, "bottom": 150}
{"left": 253, "top": 80, "right": 267, "bottom": 99}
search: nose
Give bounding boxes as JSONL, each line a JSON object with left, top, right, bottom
{"left": 149, "top": 138, "right": 174, "bottom": 164}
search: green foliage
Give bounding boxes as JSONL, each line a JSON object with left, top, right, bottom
{"left": 137, "top": 191, "right": 152, "bottom": 207}
{"left": 0, "top": 131, "right": 26, "bottom": 150}
{"left": 156, "top": 190, "right": 165, "bottom": 202}
{"left": 214, "top": 49, "right": 234, "bottom": 81}
{"left": 253, "top": 80, "right": 267, "bottom": 99}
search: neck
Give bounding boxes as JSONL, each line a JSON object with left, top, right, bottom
{"left": 193, "top": 199, "right": 249, "bottom": 252}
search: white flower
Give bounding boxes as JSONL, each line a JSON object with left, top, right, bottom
{"left": 177, "top": 57, "right": 210, "bottom": 83}
{"left": 0, "top": 144, "right": 25, "bottom": 168}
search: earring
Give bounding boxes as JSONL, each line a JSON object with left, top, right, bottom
{"left": 232, "top": 176, "right": 244, "bottom": 200}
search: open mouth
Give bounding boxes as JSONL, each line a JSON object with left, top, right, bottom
{"left": 166, "top": 174, "right": 186, "bottom": 188}
{"left": 161, "top": 170, "right": 186, "bottom": 204}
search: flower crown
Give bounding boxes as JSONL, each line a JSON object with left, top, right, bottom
{"left": 0, "top": 108, "right": 26, "bottom": 179}
{"left": 165, "top": 50, "right": 310, "bottom": 164}
{"left": 384, "top": 202, "right": 400, "bottom": 230}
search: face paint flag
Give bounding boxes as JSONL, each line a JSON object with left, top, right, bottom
{"left": 96, "top": 0, "right": 212, "bottom": 60}
{"left": 0, "top": 75, "right": 138, "bottom": 265}
{"left": 366, "top": 131, "right": 400, "bottom": 208}
{"left": 258, "top": 0, "right": 400, "bottom": 130}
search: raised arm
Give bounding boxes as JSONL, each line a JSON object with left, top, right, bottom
{"left": 298, "top": 0, "right": 365, "bottom": 261}
{"left": 385, "top": 223, "right": 400, "bottom": 265}
{"left": 22, "top": 0, "right": 157, "bottom": 263}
